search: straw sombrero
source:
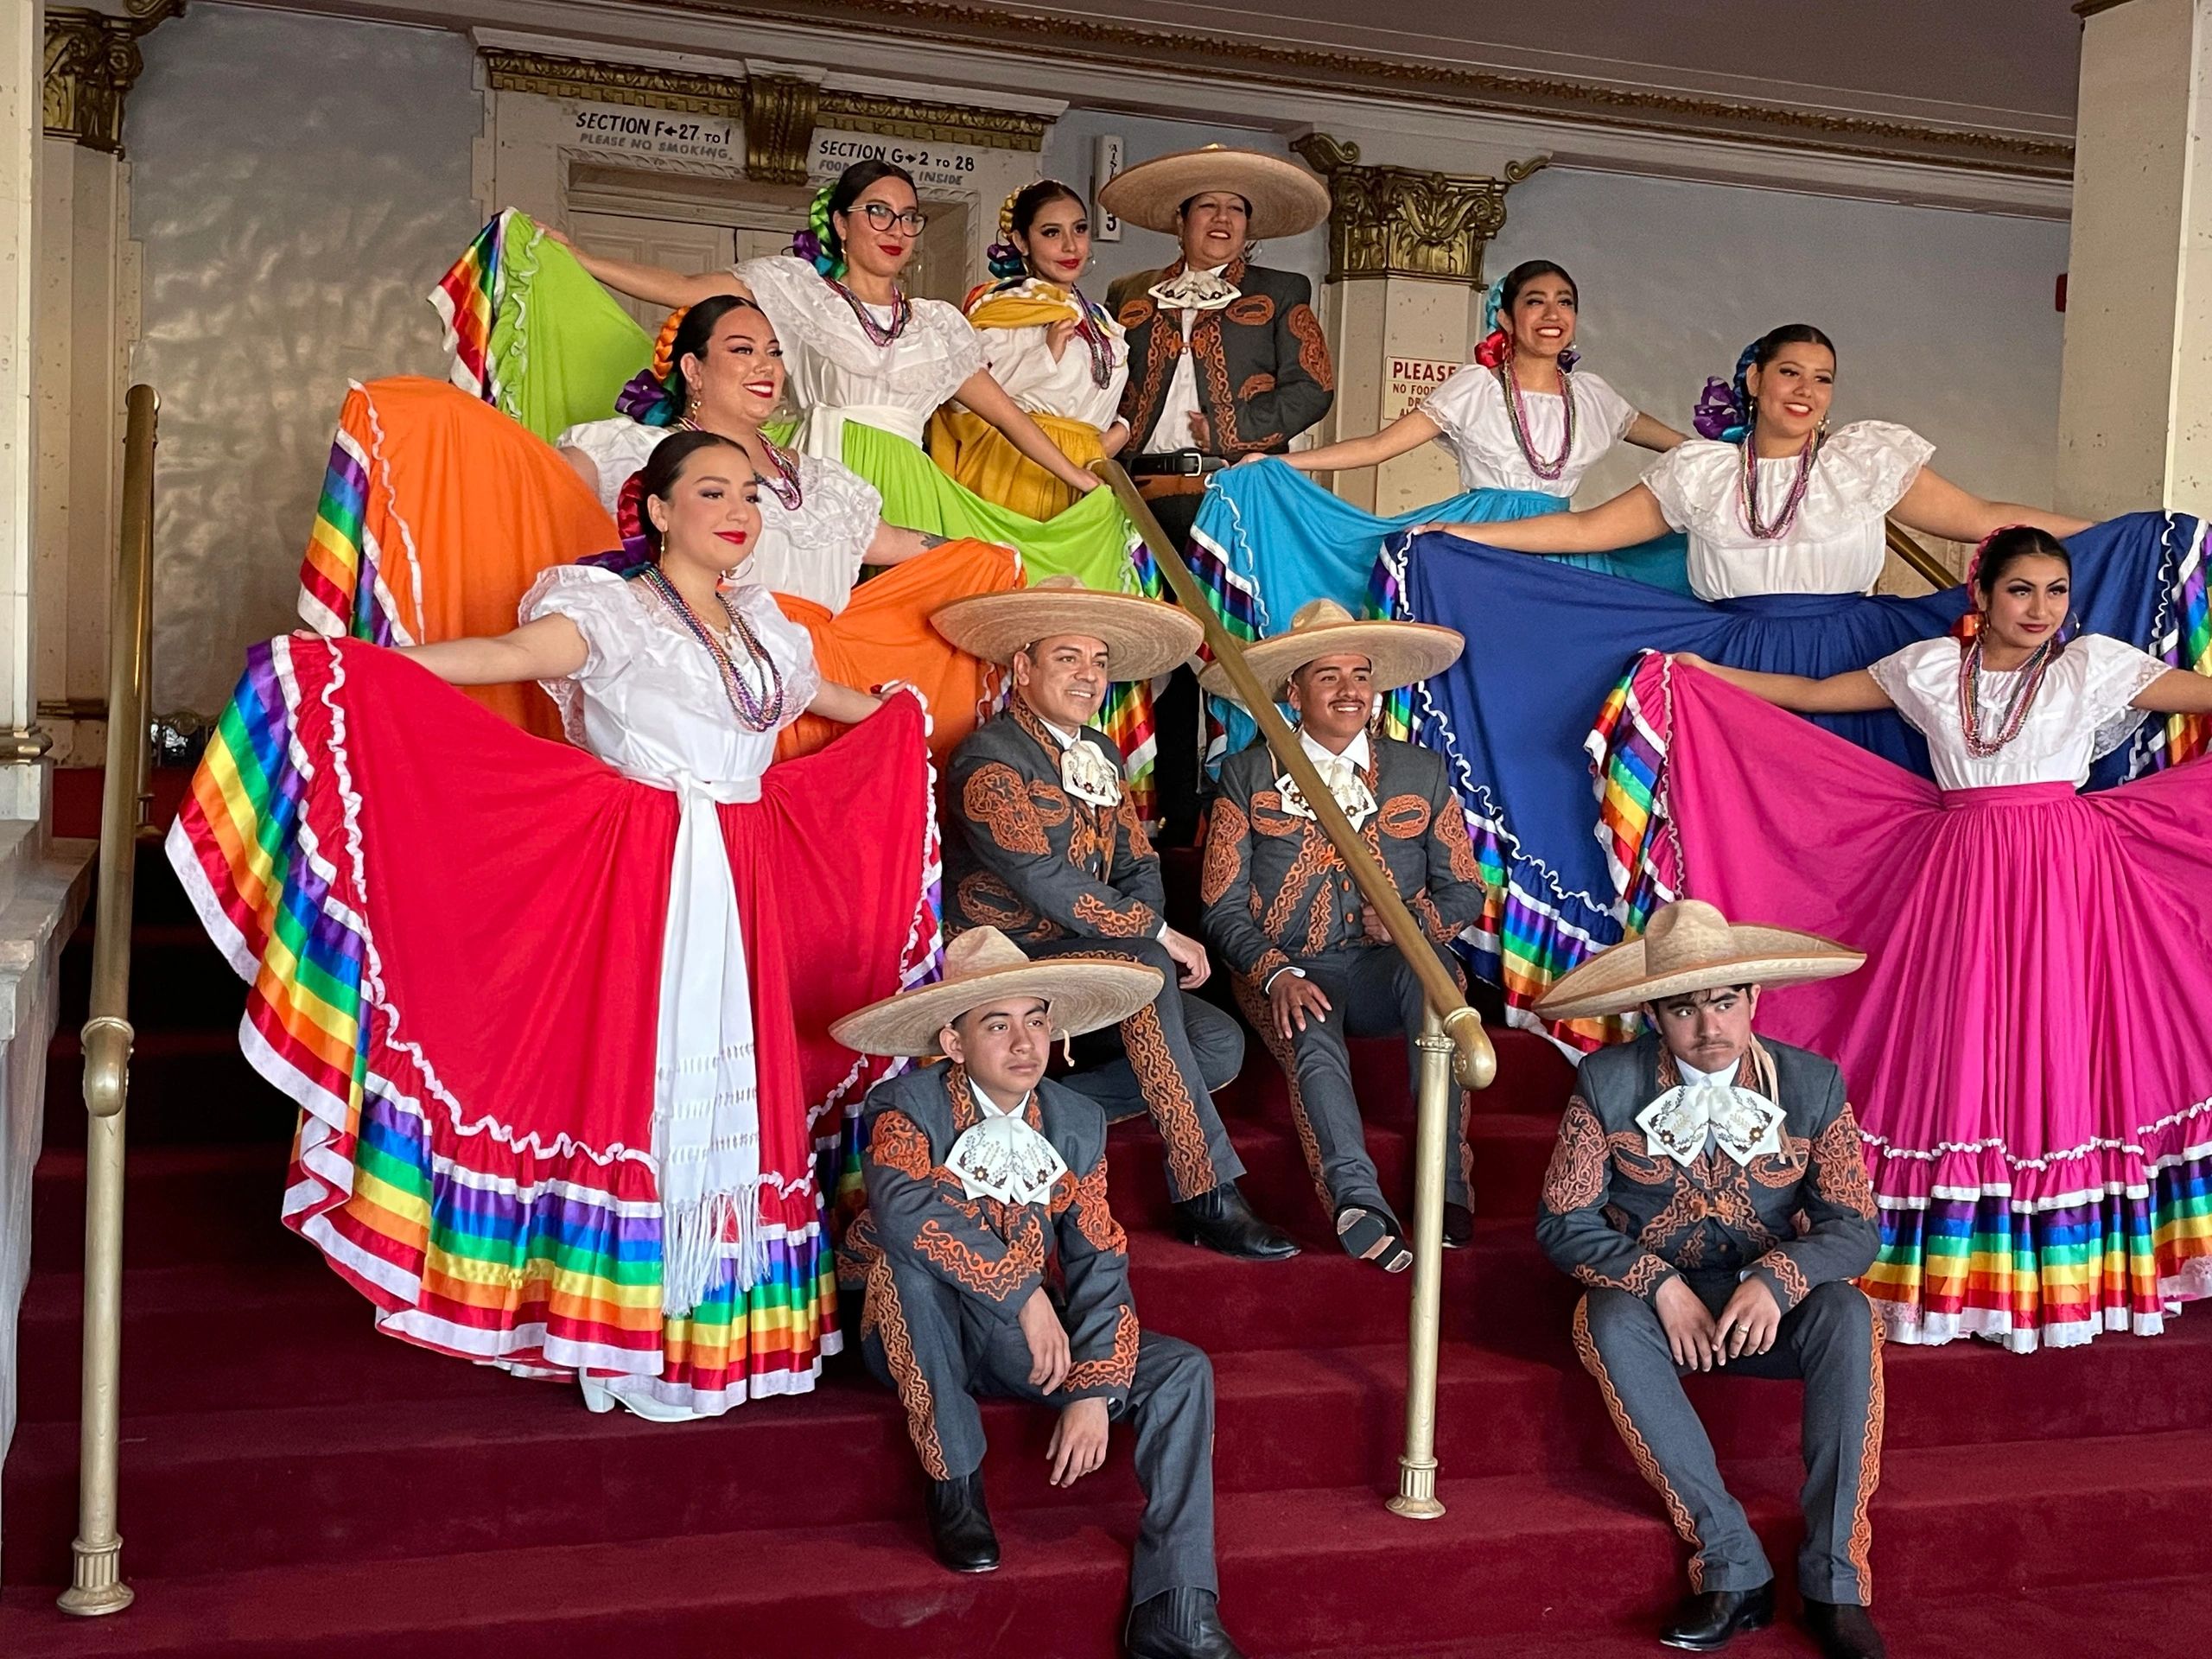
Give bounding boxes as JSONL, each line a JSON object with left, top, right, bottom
{"left": 1198, "top": 598, "right": 1465, "bottom": 703}
{"left": 1098, "top": 144, "right": 1331, "bottom": 239}
{"left": 1533, "top": 900, "right": 1865, "bottom": 1023}
{"left": 830, "top": 927, "right": 1163, "bottom": 1058}
{"left": 931, "top": 575, "right": 1204, "bottom": 682}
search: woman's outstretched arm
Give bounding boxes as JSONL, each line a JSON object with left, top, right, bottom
{"left": 1674, "top": 653, "right": 1892, "bottom": 713}
{"left": 396, "top": 614, "right": 588, "bottom": 686}
{"left": 1417, "top": 482, "right": 1670, "bottom": 553}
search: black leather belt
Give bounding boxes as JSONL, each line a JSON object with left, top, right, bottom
{"left": 1127, "top": 450, "right": 1227, "bottom": 478}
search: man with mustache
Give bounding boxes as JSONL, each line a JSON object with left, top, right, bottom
{"left": 1198, "top": 601, "right": 1479, "bottom": 1270}
{"left": 934, "top": 579, "right": 1294, "bottom": 1262}
{"left": 1100, "top": 145, "right": 1335, "bottom": 849}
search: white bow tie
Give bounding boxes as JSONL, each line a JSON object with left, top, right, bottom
{"left": 1059, "top": 738, "right": 1122, "bottom": 808}
{"left": 1149, "top": 269, "right": 1241, "bottom": 312}
{"left": 1278, "top": 753, "right": 1376, "bottom": 830}
{"left": 1636, "top": 1080, "right": 1786, "bottom": 1169}
{"left": 945, "top": 1108, "right": 1068, "bottom": 1207}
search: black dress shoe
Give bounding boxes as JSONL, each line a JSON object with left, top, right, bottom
{"left": 1802, "top": 1599, "right": 1886, "bottom": 1659}
{"left": 1659, "top": 1583, "right": 1775, "bottom": 1651}
{"left": 1126, "top": 1587, "right": 1244, "bottom": 1658}
{"left": 1441, "top": 1200, "right": 1473, "bottom": 1249}
{"left": 925, "top": 1471, "right": 999, "bottom": 1573}
{"left": 1175, "top": 1180, "right": 1299, "bottom": 1260}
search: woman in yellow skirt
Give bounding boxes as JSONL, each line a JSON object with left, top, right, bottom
{"left": 930, "top": 181, "right": 1130, "bottom": 518}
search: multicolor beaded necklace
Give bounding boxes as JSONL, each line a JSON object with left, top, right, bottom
{"left": 1737, "top": 431, "right": 1821, "bottom": 540}
{"left": 1955, "top": 634, "right": 2057, "bottom": 757}
{"left": 676, "top": 419, "right": 804, "bottom": 511}
{"left": 1495, "top": 347, "right": 1575, "bottom": 482}
{"left": 637, "top": 563, "right": 787, "bottom": 732}
{"left": 826, "top": 274, "right": 912, "bottom": 347}
{"left": 1066, "top": 285, "right": 1118, "bottom": 390}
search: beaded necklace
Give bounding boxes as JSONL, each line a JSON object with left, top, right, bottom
{"left": 676, "top": 419, "right": 804, "bottom": 511}
{"left": 1955, "top": 634, "right": 2057, "bottom": 758}
{"left": 1495, "top": 348, "right": 1574, "bottom": 482}
{"left": 637, "top": 563, "right": 787, "bottom": 732}
{"left": 1066, "top": 285, "right": 1117, "bottom": 390}
{"left": 1738, "top": 431, "right": 1821, "bottom": 540}
{"left": 827, "top": 274, "right": 912, "bottom": 347}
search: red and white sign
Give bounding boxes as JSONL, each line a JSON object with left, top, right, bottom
{"left": 1381, "top": 356, "right": 1463, "bottom": 424}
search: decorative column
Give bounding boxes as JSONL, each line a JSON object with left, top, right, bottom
{"left": 1293, "top": 134, "right": 1543, "bottom": 514}
{"left": 35, "top": 3, "right": 174, "bottom": 772}
{"left": 2056, "top": 0, "right": 2212, "bottom": 518}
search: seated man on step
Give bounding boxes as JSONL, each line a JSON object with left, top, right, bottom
{"left": 1196, "top": 600, "right": 1480, "bottom": 1270}
{"left": 833, "top": 927, "right": 1243, "bottom": 1659}
{"left": 934, "top": 577, "right": 1294, "bottom": 1262}
{"left": 1532, "top": 900, "right": 1886, "bottom": 1659}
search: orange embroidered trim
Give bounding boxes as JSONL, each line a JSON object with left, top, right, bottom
{"left": 1438, "top": 801, "right": 1483, "bottom": 886}
{"left": 945, "top": 1064, "right": 982, "bottom": 1135}
{"left": 867, "top": 1258, "right": 948, "bottom": 1480}
{"left": 1573, "top": 1255, "right": 1672, "bottom": 1298}
{"left": 1193, "top": 314, "right": 1283, "bottom": 456}
{"left": 1062, "top": 1305, "right": 1140, "bottom": 1393}
{"left": 1125, "top": 1000, "right": 1218, "bottom": 1198}
{"left": 1232, "top": 971, "right": 1333, "bottom": 1217}
{"left": 1755, "top": 1249, "right": 1811, "bottom": 1310}
{"left": 1573, "top": 1297, "right": 1706, "bottom": 1589}
{"left": 868, "top": 1112, "right": 936, "bottom": 1182}
{"left": 1067, "top": 804, "right": 1107, "bottom": 873}
{"left": 1072, "top": 890, "right": 1157, "bottom": 938}
{"left": 1236, "top": 372, "right": 1277, "bottom": 399}
{"left": 1225, "top": 293, "right": 1277, "bottom": 327}
{"left": 955, "top": 871, "right": 1049, "bottom": 940}
{"left": 1847, "top": 1316, "right": 1885, "bottom": 1598}
{"left": 1814, "top": 1106, "right": 1878, "bottom": 1218}
{"left": 1262, "top": 836, "right": 1336, "bottom": 940}
{"left": 1025, "top": 778, "right": 1073, "bottom": 829}
{"left": 914, "top": 1213, "right": 1043, "bottom": 1303}
{"left": 1288, "top": 303, "right": 1334, "bottom": 392}
{"left": 1376, "top": 792, "right": 1431, "bottom": 839}
{"left": 1116, "top": 794, "right": 1156, "bottom": 863}
{"left": 1116, "top": 296, "right": 1157, "bottom": 331}
{"left": 1200, "top": 798, "right": 1248, "bottom": 907}
{"left": 963, "top": 762, "right": 1049, "bottom": 856}
{"left": 1411, "top": 891, "right": 1455, "bottom": 945}
{"left": 1065, "top": 1160, "right": 1128, "bottom": 1255}
{"left": 1542, "top": 1099, "right": 1611, "bottom": 1214}
{"left": 1249, "top": 790, "right": 1303, "bottom": 838}
{"left": 1253, "top": 947, "right": 1293, "bottom": 986}
{"left": 1303, "top": 885, "right": 1336, "bottom": 957}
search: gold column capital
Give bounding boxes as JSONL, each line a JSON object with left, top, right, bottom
{"left": 1293, "top": 132, "right": 1548, "bottom": 284}
{"left": 43, "top": 3, "right": 182, "bottom": 156}
{"left": 743, "top": 73, "right": 821, "bottom": 185}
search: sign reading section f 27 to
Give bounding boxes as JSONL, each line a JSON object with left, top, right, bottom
{"left": 1380, "top": 357, "right": 1463, "bottom": 426}
{"left": 564, "top": 102, "right": 738, "bottom": 166}
{"left": 808, "top": 130, "right": 983, "bottom": 194}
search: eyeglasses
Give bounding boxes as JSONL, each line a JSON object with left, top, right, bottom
{"left": 853, "top": 201, "right": 928, "bottom": 235}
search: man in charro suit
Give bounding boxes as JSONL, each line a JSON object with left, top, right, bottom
{"left": 1197, "top": 601, "right": 1483, "bottom": 1272}
{"left": 931, "top": 578, "right": 1294, "bottom": 1262}
{"left": 1098, "top": 144, "right": 1337, "bottom": 845}
{"left": 1532, "top": 901, "right": 1887, "bottom": 1659}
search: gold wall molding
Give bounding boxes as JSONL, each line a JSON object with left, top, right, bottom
{"left": 480, "top": 48, "right": 1047, "bottom": 163}
{"left": 1294, "top": 134, "right": 1545, "bottom": 283}
{"left": 651, "top": 0, "right": 2071, "bottom": 179}
{"left": 42, "top": 3, "right": 183, "bottom": 155}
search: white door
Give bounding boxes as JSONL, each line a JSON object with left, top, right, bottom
{"left": 568, "top": 212, "right": 736, "bottom": 331}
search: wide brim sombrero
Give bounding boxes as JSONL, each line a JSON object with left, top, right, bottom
{"left": 1198, "top": 598, "right": 1465, "bottom": 702}
{"left": 831, "top": 927, "right": 1163, "bottom": 1058}
{"left": 1098, "top": 144, "right": 1332, "bottom": 239}
{"left": 932, "top": 575, "right": 1204, "bottom": 682}
{"left": 1534, "top": 899, "right": 1865, "bottom": 1023}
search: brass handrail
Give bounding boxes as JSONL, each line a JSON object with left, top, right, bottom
{"left": 1885, "top": 519, "right": 1958, "bottom": 591}
{"left": 59, "top": 385, "right": 158, "bottom": 1618}
{"left": 1094, "top": 461, "right": 1491, "bottom": 1519}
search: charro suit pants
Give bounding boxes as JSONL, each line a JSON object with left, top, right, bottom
{"left": 1573, "top": 1272, "right": 1885, "bottom": 1604}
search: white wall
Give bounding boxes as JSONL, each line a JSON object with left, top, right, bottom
{"left": 127, "top": 5, "right": 481, "bottom": 716}
{"left": 1488, "top": 167, "right": 2069, "bottom": 510}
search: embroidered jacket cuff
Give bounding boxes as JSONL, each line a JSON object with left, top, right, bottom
{"left": 1749, "top": 1249, "right": 1813, "bottom": 1313}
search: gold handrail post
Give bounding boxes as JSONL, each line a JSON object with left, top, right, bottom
{"left": 59, "top": 384, "right": 158, "bottom": 1618}
{"left": 1091, "top": 461, "right": 1491, "bottom": 1518}
{"left": 1884, "top": 519, "right": 1957, "bottom": 592}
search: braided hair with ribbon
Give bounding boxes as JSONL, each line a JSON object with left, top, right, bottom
{"left": 985, "top": 178, "right": 1088, "bottom": 282}
{"left": 1956, "top": 522, "right": 2073, "bottom": 643}
{"left": 1472, "top": 260, "right": 1580, "bottom": 372}
{"left": 613, "top": 295, "right": 763, "bottom": 428}
{"left": 789, "top": 158, "right": 918, "bottom": 278}
{"left": 1693, "top": 323, "right": 1837, "bottom": 444}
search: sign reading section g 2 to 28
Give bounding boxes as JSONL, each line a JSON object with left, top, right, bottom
{"left": 808, "top": 130, "right": 984, "bottom": 194}
{"left": 565, "top": 102, "right": 737, "bottom": 165}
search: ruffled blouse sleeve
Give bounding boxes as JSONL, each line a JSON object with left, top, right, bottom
{"left": 803, "top": 454, "right": 886, "bottom": 578}
{"left": 1416, "top": 363, "right": 1491, "bottom": 452}
{"left": 1818, "top": 421, "right": 1935, "bottom": 518}
{"left": 521, "top": 564, "right": 639, "bottom": 741}
{"left": 555, "top": 416, "right": 663, "bottom": 513}
{"left": 1576, "top": 371, "right": 1639, "bottom": 444}
{"left": 728, "top": 582, "right": 822, "bottom": 731}
{"left": 1639, "top": 440, "right": 1739, "bottom": 533}
{"left": 915, "top": 298, "right": 988, "bottom": 386}
{"left": 2075, "top": 633, "right": 2171, "bottom": 759}
{"left": 1865, "top": 636, "right": 1954, "bottom": 736}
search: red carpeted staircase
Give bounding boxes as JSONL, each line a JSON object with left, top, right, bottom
{"left": 3, "top": 811, "right": 2211, "bottom": 1656}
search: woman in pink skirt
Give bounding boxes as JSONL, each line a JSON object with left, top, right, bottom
{"left": 1647, "top": 525, "right": 2212, "bottom": 1351}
